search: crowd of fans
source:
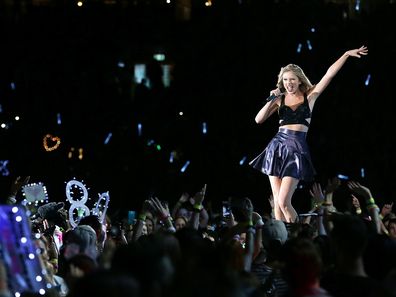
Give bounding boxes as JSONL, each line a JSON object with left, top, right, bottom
{"left": 1, "top": 174, "right": 396, "bottom": 297}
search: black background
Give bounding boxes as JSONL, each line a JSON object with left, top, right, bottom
{"left": 0, "top": 0, "right": 395, "bottom": 216}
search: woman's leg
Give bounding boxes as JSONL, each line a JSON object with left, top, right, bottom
{"left": 278, "top": 176, "right": 299, "bottom": 222}
{"left": 268, "top": 176, "right": 286, "bottom": 221}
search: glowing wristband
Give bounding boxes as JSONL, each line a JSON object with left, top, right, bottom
{"left": 368, "top": 197, "right": 375, "bottom": 204}
{"left": 193, "top": 204, "right": 203, "bottom": 211}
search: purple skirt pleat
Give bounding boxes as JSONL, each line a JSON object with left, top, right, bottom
{"left": 249, "top": 128, "right": 315, "bottom": 181}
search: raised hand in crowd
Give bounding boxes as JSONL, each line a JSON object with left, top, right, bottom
{"left": 149, "top": 197, "right": 175, "bottom": 233}
{"left": 348, "top": 181, "right": 374, "bottom": 201}
{"left": 132, "top": 199, "right": 153, "bottom": 241}
{"left": 348, "top": 181, "right": 381, "bottom": 233}
{"left": 190, "top": 184, "right": 208, "bottom": 230}
{"left": 352, "top": 194, "right": 362, "bottom": 215}
{"left": 324, "top": 176, "right": 341, "bottom": 207}
{"left": 6, "top": 175, "right": 30, "bottom": 204}
{"left": 171, "top": 192, "right": 190, "bottom": 218}
{"left": 380, "top": 202, "right": 394, "bottom": 219}
{"left": 309, "top": 182, "right": 329, "bottom": 235}
{"left": 309, "top": 182, "right": 325, "bottom": 210}
{"left": 240, "top": 197, "right": 255, "bottom": 271}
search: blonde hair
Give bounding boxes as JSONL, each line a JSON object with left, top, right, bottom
{"left": 276, "top": 64, "right": 314, "bottom": 94}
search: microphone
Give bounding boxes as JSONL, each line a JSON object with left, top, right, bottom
{"left": 265, "top": 92, "right": 283, "bottom": 102}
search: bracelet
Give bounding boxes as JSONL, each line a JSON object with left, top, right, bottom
{"left": 244, "top": 220, "right": 254, "bottom": 227}
{"left": 366, "top": 204, "right": 379, "bottom": 211}
{"left": 367, "top": 197, "right": 375, "bottom": 204}
{"left": 193, "top": 204, "right": 203, "bottom": 211}
{"left": 161, "top": 214, "right": 172, "bottom": 221}
{"left": 138, "top": 214, "right": 147, "bottom": 221}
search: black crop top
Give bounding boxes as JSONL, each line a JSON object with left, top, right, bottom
{"left": 278, "top": 94, "right": 311, "bottom": 127}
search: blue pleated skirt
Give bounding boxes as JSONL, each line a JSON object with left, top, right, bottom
{"left": 249, "top": 128, "right": 316, "bottom": 181}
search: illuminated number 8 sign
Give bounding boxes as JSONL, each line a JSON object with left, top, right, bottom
{"left": 66, "top": 180, "right": 91, "bottom": 228}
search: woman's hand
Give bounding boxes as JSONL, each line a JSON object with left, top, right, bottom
{"left": 270, "top": 88, "right": 282, "bottom": 97}
{"left": 346, "top": 46, "right": 368, "bottom": 58}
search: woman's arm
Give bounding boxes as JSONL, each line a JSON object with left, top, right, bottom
{"left": 254, "top": 89, "right": 282, "bottom": 124}
{"left": 309, "top": 46, "right": 368, "bottom": 101}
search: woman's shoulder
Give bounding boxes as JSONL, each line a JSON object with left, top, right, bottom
{"left": 306, "top": 85, "right": 319, "bottom": 102}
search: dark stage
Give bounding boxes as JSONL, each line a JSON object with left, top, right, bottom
{"left": 0, "top": 0, "right": 395, "bottom": 215}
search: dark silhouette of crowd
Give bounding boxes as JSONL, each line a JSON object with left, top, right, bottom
{"left": 1, "top": 175, "right": 396, "bottom": 297}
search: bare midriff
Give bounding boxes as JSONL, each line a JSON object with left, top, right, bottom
{"left": 280, "top": 122, "right": 310, "bottom": 133}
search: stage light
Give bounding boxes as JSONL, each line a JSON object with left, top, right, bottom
{"left": 57, "top": 113, "right": 62, "bottom": 125}
{"left": 310, "top": 27, "right": 316, "bottom": 33}
{"left": 15, "top": 116, "right": 20, "bottom": 121}
{"left": 365, "top": 74, "right": 371, "bottom": 86}
{"left": 117, "top": 61, "right": 125, "bottom": 68}
{"left": 169, "top": 152, "right": 174, "bottom": 163}
{"left": 337, "top": 174, "right": 349, "bottom": 180}
{"left": 153, "top": 54, "right": 165, "bottom": 62}
{"left": 179, "top": 111, "right": 184, "bottom": 116}
{"left": 104, "top": 132, "right": 112, "bottom": 145}
{"left": 205, "top": 0, "right": 212, "bottom": 7}
{"left": 77, "top": 1, "right": 83, "bottom": 7}
{"left": 137, "top": 123, "right": 142, "bottom": 136}
{"left": 355, "top": 0, "right": 360, "bottom": 11}
{"left": 1, "top": 123, "right": 6, "bottom": 128}
{"left": 11, "top": 82, "right": 16, "bottom": 90}
{"left": 202, "top": 122, "right": 207, "bottom": 134}
{"left": 361, "top": 168, "right": 365, "bottom": 178}
{"left": 156, "top": 144, "right": 161, "bottom": 151}
{"left": 147, "top": 139, "right": 155, "bottom": 146}
{"left": 180, "top": 161, "right": 190, "bottom": 173}
{"left": 306, "top": 40, "right": 312, "bottom": 50}
{"left": 0, "top": 104, "right": 2, "bottom": 113}
{"left": 239, "top": 156, "right": 247, "bottom": 165}
{"left": 296, "top": 43, "right": 302, "bottom": 53}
